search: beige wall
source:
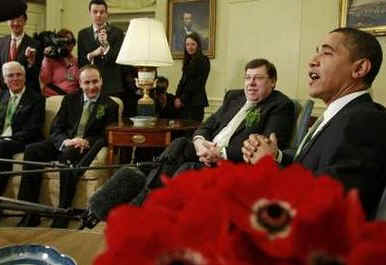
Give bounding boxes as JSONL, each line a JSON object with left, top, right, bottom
{"left": 50, "top": 0, "right": 386, "bottom": 115}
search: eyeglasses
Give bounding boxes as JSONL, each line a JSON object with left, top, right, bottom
{"left": 244, "top": 75, "right": 269, "bottom": 82}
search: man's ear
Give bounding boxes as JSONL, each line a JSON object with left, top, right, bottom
{"left": 352, "top": 58, "right": 371, "bottom": 79}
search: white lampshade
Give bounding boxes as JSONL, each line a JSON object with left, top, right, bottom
{"left": 116, "top": 18, "right": 174, "bottom": 67}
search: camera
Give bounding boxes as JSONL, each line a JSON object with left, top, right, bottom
{"left": 33, "top": 31, "right": 75, "bottom": 59}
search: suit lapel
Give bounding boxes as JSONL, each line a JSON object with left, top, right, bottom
{"left": 17, "top": 35, "right": 28, "bottom": 62}
{"left": 216, "top": 96, "right": 245, "bottom": 135}
{"left": 296, "top": 93, "right": 373, "bottom": 161}
{"left": 84, "top": 95, "right": 104, "bottom": 134}
{"left": 88, "top": 26, "right": 99, "bottom": 48}
{"left": 0, "top": 91, "right": 10, "bottom": 128}
{"left": 73, "top": 94, "right": 84, "bottom": 134}
{"left": 296, "top": 121, "right": 330, "bottom": 161}
{"left": 12, "top": 90, "right": 27, "bottom": 120}
{"left": 233, "top": 103, "right": 260, "bottom": 136}
{"left": 2, "top": 36, "right": 11, "bottom": 62}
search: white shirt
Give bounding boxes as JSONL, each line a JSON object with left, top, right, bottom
{"left": 10, "top": 33, "right": 24, "bottom": 49}
{"left": 312, "top": 90, "right": 368, "bottom": 137}
{"left": 277, "top": 90, "right": 369, "bottom": 162}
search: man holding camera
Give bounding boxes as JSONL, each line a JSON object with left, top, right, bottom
{"left": 77, "top": 0, "right": 124, "bottom": 98}
{"left": 0, "top": 13, "right": 41, "bottom": 93}
{"left": 152, "top": 76, "right": 179, "bottom": 119}
{"left": 39, "top": 28, "right": 80, "bottom": 97}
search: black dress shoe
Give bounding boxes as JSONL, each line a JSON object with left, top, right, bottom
{"left": 51, "top": 217, "right": 70, "bottom": 229}
{"left": 17, "top": 214, "right": 41, "bottom": 227}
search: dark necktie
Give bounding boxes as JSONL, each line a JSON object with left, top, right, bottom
{"left": 294, "top": 115, "right": 324, "bottom": 159}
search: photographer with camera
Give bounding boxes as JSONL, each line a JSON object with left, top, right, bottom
{"left": 39, "top": 28, "right": 79, "bottom": 97}
{"left": 152, "top": 76, "right": 179, "bottom": 119}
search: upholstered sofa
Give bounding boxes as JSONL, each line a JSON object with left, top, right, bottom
{"left": 3, "top": 95, "right": 123, "bottom": 209}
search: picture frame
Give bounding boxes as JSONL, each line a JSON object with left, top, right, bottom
{"left": 339, "top": 0, "right": 386, "bottom": 36}
{"left": 167, "top": 0, "right": 216, "bottom": 59}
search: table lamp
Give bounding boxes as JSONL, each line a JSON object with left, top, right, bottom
{"left": 116, "top": 18, "right": 174, "bottom": 120}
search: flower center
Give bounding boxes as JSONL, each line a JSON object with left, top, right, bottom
{"left": 258, "top": 203, "right": 290, "bottom": 232}
{"left": 250, "top": 199, "right": 296, "bottom": 239}
{"left": 157, "top": 249, "right": 206, "bottom": 265}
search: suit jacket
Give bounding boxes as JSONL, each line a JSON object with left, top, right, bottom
{"left": 49, "top": 92, "right": 118, "bottom": 150}
{"left": 176, "top": 53, "right": 210, "bottom": 108}
{"left": 194, "top": 89, "right": 295, "bottom": 162}
{"left": 77, "top": 25, "right": 124, "bottom": 95}
{"left": 0, "top": 34, "right": 41, "bottom": 92}
{"left": 0, "top": 87, "right": 45, "bottom": 145}
{"left": 286, "top": 93, "right": 386, "bottom": 218}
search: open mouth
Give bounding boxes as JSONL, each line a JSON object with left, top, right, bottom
{"left": 309, "top": 71, "right": 320, "bottom": 81}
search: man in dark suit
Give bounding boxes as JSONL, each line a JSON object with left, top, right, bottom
{"left": 0, "top": 13, "right": 41, "bottom": 92}
{"left": 168, "top": 58, "right": 294, "bottom": 175}
{"left": 0, "top": 61, "right": 44, "bottom": 195}
{"left": 243, "top": 28, "right": 386, "bottom": 219}
{"left": 77, "top": 0, "right": 124, "bottom": 98}
{"left": 122, "top": 59, "right": 294, "bottom": 183}
{"left": 17, "top": 64, "right": 119, "bottom": 228}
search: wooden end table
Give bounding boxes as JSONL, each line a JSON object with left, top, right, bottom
{"left": 106, "top": 119, "right": 201, "bottom": 165}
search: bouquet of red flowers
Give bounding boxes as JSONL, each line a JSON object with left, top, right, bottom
{"left": 93, "top": 157, "right": 386, "bottom": 265}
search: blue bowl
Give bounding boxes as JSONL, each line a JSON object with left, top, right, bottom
{"left": 0, "top": 244, "right": 77, "bottom": 265}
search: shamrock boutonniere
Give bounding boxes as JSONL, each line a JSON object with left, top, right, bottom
{"left": 96, "top": 104, "right": 106, "bottom": 119}
{"left": 245, "top": 107, "right": 261, "bottom": 128}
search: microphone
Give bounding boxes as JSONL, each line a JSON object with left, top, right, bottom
{"left": 80, "top": 166, "right": 147, "bottom": 229}
{"left": 0, "top": 196, "right": 85, "bottom": 219}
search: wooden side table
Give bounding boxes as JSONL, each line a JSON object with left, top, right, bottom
{"left": 106, "top": 119, "right": 201, "bottom": 165}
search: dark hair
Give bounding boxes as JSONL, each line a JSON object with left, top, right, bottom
{"left": 244, "top": 58, "right": 277, "bottom": 81}
{"left": 182, "top": 32, "right": 203, "bottom": 70}
{"left": 157, "top": 76, "right": 169, "bottom": 87}
{"left": 79, "top": 64, "right": 102, "bottom": 78}
{"left": 88, "top": 0, "right": 108, "bottom": 11}
{"left": 155, "top": 76, "right": 169, "bottom": 94}
{"left": 330, "top": 27, "right": 383, "bottom": 87}
{"left": 57, "top": 28, "right": 76, "bottom": 45}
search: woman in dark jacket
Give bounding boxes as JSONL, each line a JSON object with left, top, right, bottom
{"left": 174, "top": 32, "right": 210, "bottom": 122}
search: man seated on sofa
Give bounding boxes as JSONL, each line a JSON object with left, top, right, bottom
{"left": 17, "top": 64, "right": 119, "bottom": 228}
{"left": 0, "top": 61, "right": 45, "bottom": 196}
{"left": 111, "top": 58, "right": 295, "bottom": 193}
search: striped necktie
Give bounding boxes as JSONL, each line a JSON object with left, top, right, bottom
{"left": 9, "top": 38, "right": 17, "bottom": 61}
{"left": 294, "top": 114, "right": 324, "bottom": 160}
{"left": 76, "top": 101, "right": 94, "bottom": 137}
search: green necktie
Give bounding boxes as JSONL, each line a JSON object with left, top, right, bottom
{"left": 294, "top": 114, "right": 324, "bottom": 160}
{"left": 4, "top": 95, "right": 17, "bottom": 130}
{"left": 76, "top": 101, "right": 94, "bottom": 137}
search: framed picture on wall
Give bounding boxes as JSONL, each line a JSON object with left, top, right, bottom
{"left": 340, "top": 0, "right": 386, "bottom": 36}
{"left": 167, "top": 0, "right": 216, "bottom": 59}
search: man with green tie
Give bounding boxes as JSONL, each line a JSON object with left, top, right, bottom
{"left": 17, "top": 64, "right": 118, "bottom": 228}
{"left": 0, "top": 61, "right": 44, "bottom": 197}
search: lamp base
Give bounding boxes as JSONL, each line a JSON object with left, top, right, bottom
{"left": 130, "top": 115, "right": 157, "bottom": 127}
{"left": 137, "top": 101, "right": 156, "bottom": 117}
